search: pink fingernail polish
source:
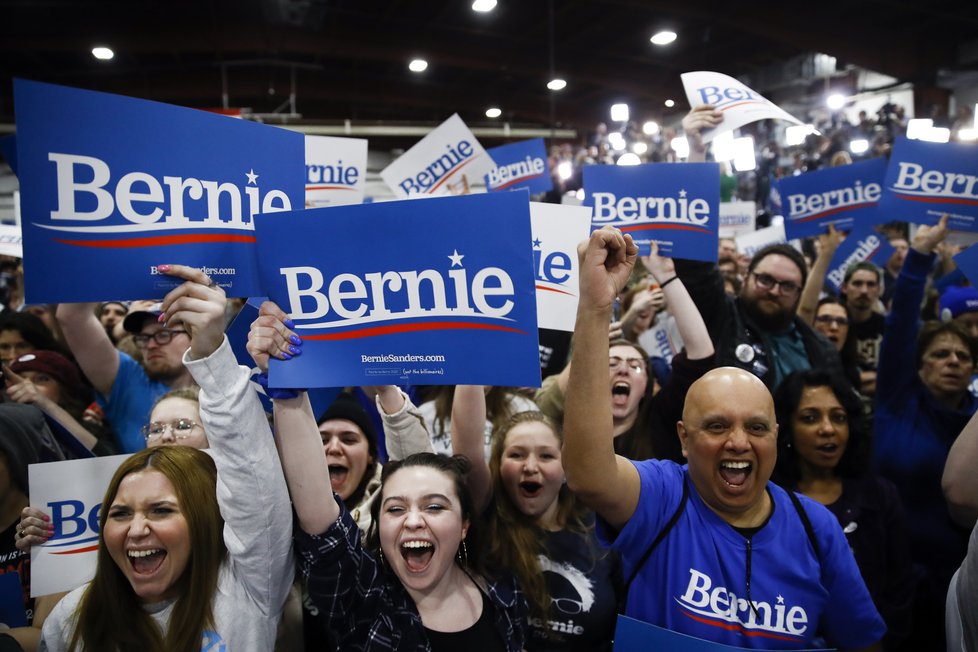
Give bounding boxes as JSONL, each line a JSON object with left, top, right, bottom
{"left": 42, "top": 514, "right": 50, "bottom": 522}
{"left": 158, "top": 264, "right": 171, "bottom": 272}
{"left": 158, "top": 313, "right": 166, "bottom": 323}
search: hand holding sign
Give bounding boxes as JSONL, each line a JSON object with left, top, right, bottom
{"left": 819, "top": 223, "right": 845, "bottom": 258}
{"left": 579, "top": 226, "right": 638, "bottom": 315}
{"left": 157, "top": 264, "right": 227, "bottom": 360}
{"left": 641, "top": 241, "right": 677, "bottom": 285}
{"left": 14, "top": 506, "right": 52, "bottom": 552}
{"left": 682, "top": 105, "right": 723, "bottom": 161}
{"left": 912, "top": 214, "right": 950, "bottom": 255}
{"left": 246, "top": 300, "right": 302, "bottom": 371}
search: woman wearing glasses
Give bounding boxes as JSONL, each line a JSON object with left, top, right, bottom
{"left": 812, "top": 297, "right": 862, "bottom": 391}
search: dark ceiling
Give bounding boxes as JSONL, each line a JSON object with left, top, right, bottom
{"left": 1, "top": 0, "right": 977, "bottom": 141}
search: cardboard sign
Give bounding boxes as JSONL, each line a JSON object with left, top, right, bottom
{"left": 718, "top": 201, "right": 756, "bottom": 238}
{"left": 583, "top": 162, "right": 720, "bottom": 260}
{"left": 254, "top": 191, "right": 541, "bottom": 388}
{"left": 613, "top": 616, "right": 832, "bottom": 651}
{"left": 484, "top": 138, "right": 552, "bottom": 195}
{"left": 305, "top": 135, "right": 367, "bottom": 208}
{"left": 0, "top": 224, "right": 23, "bottom": 258}
{"left": 28, "top": 454, "right": 129, "bottom": 597}
{"left": 681, "top": 71, "right": 805, "bottom": 144}
{"left": 530, "top": 202, "right": 591, "bottom": 332}
{"left": 735, "top": 223, "right": 787, "bottom": 258}
{"left": 380, "top": 114, "right": 495, "bottom": 199}
{"left": 823, "top": 224, "right": 895, "bottom": 292}
{"left": 14, "top": 79, "right": 304, "bottom": 303}
{"left": 778, "top": 158, "right": 887, "bottom": 239}
{"left": 878, "top": 137, "right": 978, "bottom": 231}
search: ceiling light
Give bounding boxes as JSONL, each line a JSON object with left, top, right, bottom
{"left": 617, "top": 153, "right": 642, "bottom": 166}
{"left": 650, "top": 31, "right": 677, "bottom": 46}
{"left": 642, "top": 121, "right": 659, "bottom": 135}
{"left": 485, "top": 107, "right": 502, "bottom": 119}
{"left": 664, "top": 99, "right": 675, "bottom": 108}
{"left": 408, "top": 59, "right": 428, "bottom": 73}
{"left": 557, "top": 161, "right": 573, "bottom": 180}
{"left": 632, "top": 142, "right": 648, "bottom": 155}
{"left": 472, "top": 0, "right": 497, "bottom": 11}
{"left": 826, "top": 93, "right": 846, "bottom": 110}
{"left": 785, "top": 124, "right": 817, "bottom": 146}
{"left": 91, "top": 46, "right": 114, "bottom": 61}
{"left": 547, "top": 78, "right": 567, "bottom": 91}
{"left": 610, "top": 103, "right": 629, "bottom": 122}
{"left": 608, "top": 132, "right": 626, "bottom": 151}
{"left": 849, "top": 139, "right": 870, "bottom": 154}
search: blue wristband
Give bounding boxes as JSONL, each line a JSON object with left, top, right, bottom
{"left": 254, "top": 372, "right": 303, "bottom": 400}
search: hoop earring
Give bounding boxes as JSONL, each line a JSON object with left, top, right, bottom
{"left": 456, "top": 540, "right": 468, "bottom": 566}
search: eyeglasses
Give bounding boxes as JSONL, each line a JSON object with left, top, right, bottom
{"left": 609, "top": 356, "right": 645, "bottom": 374}
{"left": 141, "top": 418, "right": 201, "bottom": 441}
{"left": 814, "top": 315, "right": 849, "bottom": 327}
{"left": 750, "top": 272, "right": 801, "bottom": 296}
{"left": 133, "top": 329, "right": 188, "bottom": 348}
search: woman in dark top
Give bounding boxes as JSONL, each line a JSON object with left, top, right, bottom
{"left": 773, "top": 369, "right": 915, "bottom": 650}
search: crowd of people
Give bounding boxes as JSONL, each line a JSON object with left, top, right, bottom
{"left": 0, "top": 103, "right": 977, "bottom": 652}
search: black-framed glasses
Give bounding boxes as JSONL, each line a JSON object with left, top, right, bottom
{"left": 814, "top": 315, "right": 849, "bottom": 327}
{"left": 133, "top": 329, "right": 188, "bottom": 348}
{"left": 609, "top": 356, "right": 645, "bottom": 374}
{"left": 750, "top": 272, "right": 801, "bottom": 295}
{"left": 141, "top": 418, "right": 201, "bottom": 441}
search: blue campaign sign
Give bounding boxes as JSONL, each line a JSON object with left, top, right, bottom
{"left": 583, "top": 162, "right": 720, "bottom": 260}
{"left": 254, "top": 191, "right": 541, "bottom": 389}
{"left": 954, "top": 243, "right": 978, "bottom": 289}
{"left": 14, "top": 79, "right": 304, "bottom": 303}
{"left": 613, "top": 616, "right": 832, "bottom": 652}
{"left": 879, "top": 136, "right": 978, "bottom": 231}
{"left": 778, "top": 157, "right": 886, "bottom": 240}
{"left": 823, "top": 224, "right": 895, "bottom": 292}
{"left": 0, "top": 571, "right": 27, "bottom": 628}
{"left": 484, "top": 138, "right": 552, "bottom": 195}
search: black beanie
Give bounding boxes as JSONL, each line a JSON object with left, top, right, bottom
{"left": 317, "top": 392, "right": 379, "bottom": 460}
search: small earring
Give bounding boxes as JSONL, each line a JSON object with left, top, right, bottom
{"left": 456, "top": 540, "right": 468, "bottom": 566}
{"left": 378, "top": 547, "right": 386, "bottom": 566}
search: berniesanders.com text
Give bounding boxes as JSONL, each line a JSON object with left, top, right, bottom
{"left": 361, "top": 353, "right": 446, "bottom": 363}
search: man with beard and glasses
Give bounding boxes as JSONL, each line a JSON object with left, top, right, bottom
{"left": 56, "top": 301, "right": 194, "bottom": 453}
{"left": 673, "top": 242, "right": 843, "bottom": 391}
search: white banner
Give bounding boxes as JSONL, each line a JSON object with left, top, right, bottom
{"left": 0, "top": 223, "right": 22, "bottom": 258}
{"left": 718, "top": 201, "right": 756, "bottom": 238}
{"left": 380, "top": 114, "right": 495, "bottom": 199}
{"left": 530, "top": 202, "right": 592, "bottom": 332}
{"left": 29, "top": 455, "right": 128, "bottom": 597}
{"left": 681, "top": 71, "right": 805, "bottom": 143}
{"left": 735, "top": 223, "right": 787, "bottom": 259}
{"left": 304, "top": 135, "right": 367, "bottom": 208}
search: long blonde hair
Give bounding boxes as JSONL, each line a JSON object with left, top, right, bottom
{"left": 69, "top": 446, "right": 227, "bottom": 651}
{"left": 488, "top": 411, "right": 590, "bottom": 618}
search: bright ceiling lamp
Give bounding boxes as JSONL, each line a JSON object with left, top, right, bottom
{"left": 408, "top": 59, "right": 428, "bottom": 73}
{"left": 632, "top": 142, "right": 648, "bottom": 155}
{"left": 610, "top": 103, "right": 629, "bottom": 122}
{"left": 485, "top": 107, "right": 502, "bottom": 118}
{"left": 643, "top": 121, "right": 659, "bottom": 135}
{"left": 92, "top": 46, "right": 114, "bottom": 61}
{"left": 472, "top": 0, "right": 497, "bottom": 12}
{"left": 849, "top": 139, "right": 870, "bottom": 154}
{"left": 617, "top": 153, "right": 642, "bottom": 166}
{"left": 557, "top": 161, "right": 573, "bottom": 180}
{"left": 826, "top": 93, "right": 846, "bottom": 110}
{"left": 650, "top": 31, "right": 677, "bottom": 46}
{"left": 664, "top": 99, "right": 675, "bottom": 108}
{"left": 547, "top": 78, "right": 567, "bottom": 91}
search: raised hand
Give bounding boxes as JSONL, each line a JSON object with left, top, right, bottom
{"left": 246, "top": 300, "right": 302, "bottom": 373}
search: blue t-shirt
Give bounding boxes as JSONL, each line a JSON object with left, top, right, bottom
{"left": 96, "top": 351, "right": 169, "bottom": 453}
{"left": 597, "top": 461, "right": 885, "bottom": 649}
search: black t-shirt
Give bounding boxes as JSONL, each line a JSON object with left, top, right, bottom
{"left": 527, "top": 528, "right": 622, "bottom": 652}
{"left": 0, "top": 518, "right": 34, "bottom": 626}
{"left": 425, "top": 590, "right": 505, "bottom": 652}
{"left": 849, "top": 312, "right": 885, "bottom": 371}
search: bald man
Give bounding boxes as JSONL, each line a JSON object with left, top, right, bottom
{"left": 563, "top": 226, "right": 884, "bottom": 651}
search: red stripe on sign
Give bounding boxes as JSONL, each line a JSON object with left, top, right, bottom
{"left": 619, "top": 223, "right": 712, "bottom": 234}
{"left": 679, "top": 609, "right": 801, "bottom": 642}
{"left": 53, "top": 233, "right": 256, "bottom": 248}
{"left": 894, "top": 194, "right": 978, "bottom": 207}
{"left": 303, "top": 321, "right": 527, "bottom": 340}
{"left": 536, "top": 284, "right": 575, "bottom": 296}
{"left": 494, "top": 173, "right": 544, "bottom": 191}
{"left": 427, "top": 157, "right": 480, "bottom": 194}
{"left": 306, "top": 185, "right": 356, "bottom": 191}
{"left": 718, "top": 100, "right": 762, "bottom": 113}
{"left": 51, "top": 544, "right": 100, "bottom": 555}
{"left": 795, "top": 201, "right": 877, "bottom": 222}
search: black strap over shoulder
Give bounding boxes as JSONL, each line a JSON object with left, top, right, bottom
{"left": 787, "top": 489, "right": 821, "bottom": 561}
{"left": 624, "top": 476, "right": 689, "bottom": 590}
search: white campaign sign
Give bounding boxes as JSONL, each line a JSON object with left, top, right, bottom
{"left": 305, "top": 135, "right": 367, "bottom": 207}
{"left": 681, "top": 71, "right": 805, "bottom": 143}
{"left": 530, "top": 202, "right": 592, "bottom": 331}
{"left": 0, "top": 224, "right": 23, "bottom": 258}
{"left": 718, "top": 201, "right": 756, "bottom": 238}
{"left": 29, "top": 455, "right": 128, "bottom": 597}
{"left": 380, "top": 114, "right": 496, "bottom": 199}
{"left": 735, "top": 223, "right": 787, "bottom": 258}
